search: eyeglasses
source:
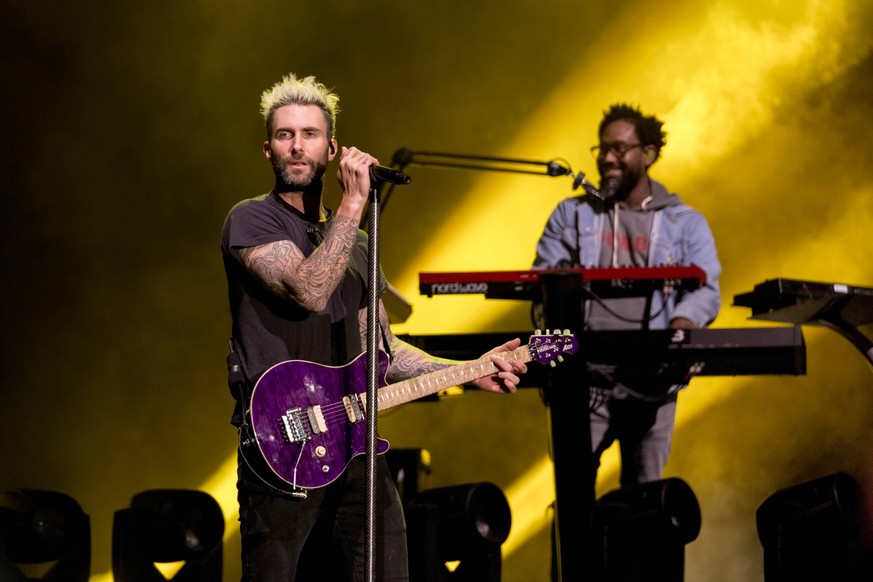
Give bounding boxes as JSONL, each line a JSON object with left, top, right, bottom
{"left": 590, "top": 143, "right": 642, "bottom": 159}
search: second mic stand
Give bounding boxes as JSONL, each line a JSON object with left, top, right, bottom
{"left": 362, "top": 147, "right": 600, "bottom": 226}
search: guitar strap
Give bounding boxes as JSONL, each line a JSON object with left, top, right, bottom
{"left": 226, "top": 337, "right": 247, "bottom": 402}
{"left": 379, "top": 321, "right": 395, "bottom": 364}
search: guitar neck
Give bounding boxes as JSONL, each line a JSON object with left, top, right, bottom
{"left": 375, "top": 344, "right": 531, "bottom": 410}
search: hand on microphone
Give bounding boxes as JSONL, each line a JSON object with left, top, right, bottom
{"left": 336, "top": 146, "right": 413, "bottom": 213}
{"left": 337, "top": 146, "right": 379, "bottom": 204}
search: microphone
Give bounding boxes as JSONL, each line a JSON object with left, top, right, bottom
{"left": 572, "top": 171, "right": 602, "bottom": 198}
{"left": 370, "top": 164, "right": 411, "bottom": 185}
{"left": 599, "top": 177, "right": 621, "bottom": 199}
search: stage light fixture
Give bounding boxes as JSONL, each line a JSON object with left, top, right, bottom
{"left": 591, "top": 477, "right": 701, "bottom": 582}
{"left": 406, "top": 482, "right": 511, "bottom": 582}
{"left": 112, "top": 489, "right": 224, "bottom": 582}
{"left": 0, "top": 488, "right": 91, "bottom": 582}
{"left": 757, "top": 471, "right": 868, "bottom": 581}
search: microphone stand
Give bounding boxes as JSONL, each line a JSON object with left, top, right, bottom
{"left": 365, "top": 179, "right": 381, "bottom": 582}
{"left": 391, "top": 148, "right": 574, "bottom": 175}
{"left": 362, "top": 147, "right": 599, "bottom": 226}
{"left": 364, "top": 173, "right": 411, "bottom": 582}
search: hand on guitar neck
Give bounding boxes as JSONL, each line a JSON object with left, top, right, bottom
{"left": 467, "top": 336, "right": 527, "bottom": 394}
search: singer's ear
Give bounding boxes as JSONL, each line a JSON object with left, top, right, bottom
{"left": 328, "top": 139, "right": 337, "bottom": 158}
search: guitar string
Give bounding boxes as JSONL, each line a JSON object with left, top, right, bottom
{"left": 271, "top": 342, "right": 559, "bottom": 434}
{"left": 307, "top": 356, "right": 511, "bottom": 427}
{"left": 255, "top": 341, "right": 570, "bottom": 490}
{"left": 263, "top": 341, "right": 563, "bottom": 434}
{"left": 312, "top": 343, "right": 549, "bottom": 428}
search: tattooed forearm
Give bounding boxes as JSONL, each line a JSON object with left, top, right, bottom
{"left": 240, "top": 215, "right": 361, "bottom": 312}
{"left": 382, "top": 304, "right": 458, "bottom": 381}
{"left": 356, "top": 302, "right": 455, "bottom": 382}
{"left": 387, "top": 345, "right": 454, "bottom": 382}
{"left": 294, "top": 216, "right": 358, "bottom": 310}
{"left": 319, "top": 215, "right": 359, "bottom": 254}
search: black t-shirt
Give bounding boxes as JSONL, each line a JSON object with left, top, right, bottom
{"left": 221, "top": 191, "right": 381, "bottom": 403}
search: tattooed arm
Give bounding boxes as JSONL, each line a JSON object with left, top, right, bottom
{"left": 238, "top": 146, "right": 376, "bottom": 312}
{"left": 239, "top": 215, "right": 360, "bottom": 312}
{"left": 359, "top": 303, "right": 527, "bottom": 394}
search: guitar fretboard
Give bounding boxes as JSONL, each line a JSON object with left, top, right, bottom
{"left": 375, "top": 344, "right": 531, "bottom": 410}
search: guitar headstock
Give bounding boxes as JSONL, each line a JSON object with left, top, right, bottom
{"left": 528, "top": 330, "right": 579, "bottom": 367}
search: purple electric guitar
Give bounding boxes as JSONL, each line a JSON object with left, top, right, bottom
{"left": 241, "top": 331, "right": 578, "bottom": 493}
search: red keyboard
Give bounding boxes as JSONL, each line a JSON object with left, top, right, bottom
{"left": 419, "top": 266, "right": 706, "bottom": 300}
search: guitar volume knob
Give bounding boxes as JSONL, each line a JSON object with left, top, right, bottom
{"left": 315, "top": 445, "right": 326, "bottom": 457}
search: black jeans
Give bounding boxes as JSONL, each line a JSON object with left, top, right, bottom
{"left": 238, "top": 455, "right": 409, "bottom": 582}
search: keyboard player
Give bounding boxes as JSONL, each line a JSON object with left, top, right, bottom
{"left": 533, "top": 103, "right": 722, "bottom": 494}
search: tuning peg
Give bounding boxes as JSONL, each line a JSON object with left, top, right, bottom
{"left": 557, "top": 355, "right": 564, "bottom": 362}
{"left": 549, "top": 360, "right": 557, "bottom": 368}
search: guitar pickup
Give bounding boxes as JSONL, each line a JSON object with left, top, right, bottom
{"left": 306, "top": 405, "right": 327, "bottom": 435}
{"left": 280, "top": 408, "right": 311, "bottom": 443}
{"left": 342, "top": 394, "right": 365, "bottom": 423}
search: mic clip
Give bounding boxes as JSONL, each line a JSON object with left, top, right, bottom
{"left": 572, "top": 171, "right": 604, "bottom": 199}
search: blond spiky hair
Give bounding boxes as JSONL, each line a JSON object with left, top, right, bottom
{"left": 259, "top": 73, "right": 340, "bottom": 139}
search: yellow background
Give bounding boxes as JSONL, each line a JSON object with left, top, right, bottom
{"left": 2, "top": 1, "right": 872, "bottom": 580}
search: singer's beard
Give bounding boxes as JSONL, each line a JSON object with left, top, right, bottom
{"left": 272, "top": 154, "right": 327, "bottom": 192}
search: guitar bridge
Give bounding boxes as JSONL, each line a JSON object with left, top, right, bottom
{"left": 280, "top": 408, "right": 311, "bottom": 443}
